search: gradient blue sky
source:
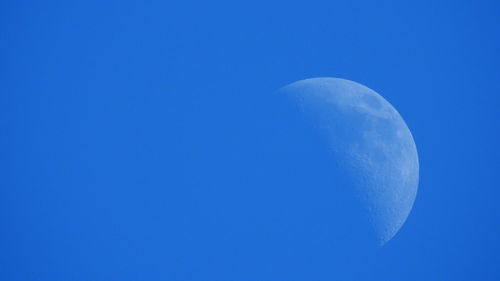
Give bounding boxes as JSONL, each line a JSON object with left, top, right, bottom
{"left": 1, "top": 0, "right": 499, "bottom": 280}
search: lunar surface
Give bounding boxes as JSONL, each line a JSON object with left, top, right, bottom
{"left": 278, "top": 77, "right": 419, "bottom": 245}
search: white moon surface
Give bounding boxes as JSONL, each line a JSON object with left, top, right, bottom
{"left": 279, "top": 77, "right": 419, "bottom": 246}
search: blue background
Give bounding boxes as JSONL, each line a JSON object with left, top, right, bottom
{"left": 1, "top": 0, "right": 499, "bottom": 280}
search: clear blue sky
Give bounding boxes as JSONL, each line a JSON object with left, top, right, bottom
{"left": 1, "top": 0, "right": 499, "bottom": 280}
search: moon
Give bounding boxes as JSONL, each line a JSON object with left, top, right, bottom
{"left": 278, "top": 77, "right": 419, "bottom": 246}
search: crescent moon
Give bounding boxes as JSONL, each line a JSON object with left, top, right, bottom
{"left": 279, "top": 77, "right": 419, "bottom": 246}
